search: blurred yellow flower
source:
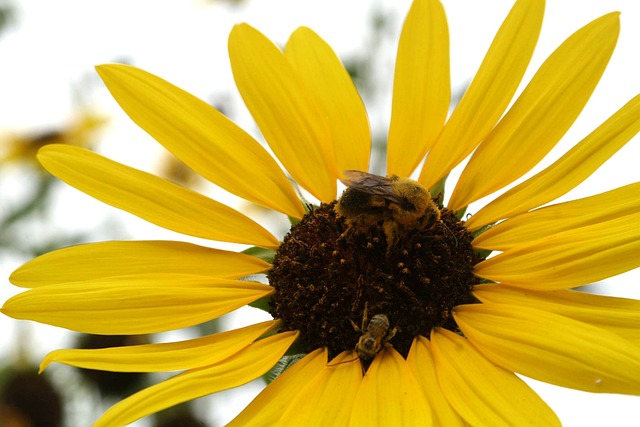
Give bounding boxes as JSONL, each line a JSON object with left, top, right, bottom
{"left": 1, "top": 111, "right": 108, "bottom": 165}
{"left": 3, "top": 0, "right": 640, "bottom": 425}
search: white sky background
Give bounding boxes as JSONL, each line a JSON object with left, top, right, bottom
{"left": 1, "top": 0, "right": 640, "bottom": 426}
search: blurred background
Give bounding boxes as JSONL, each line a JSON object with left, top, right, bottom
{"left": 1, "top": 0, "right": 639, "bottom": 426}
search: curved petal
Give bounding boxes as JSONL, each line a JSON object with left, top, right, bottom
{"left": 227, "top": 348, "right": 328, "bottom": 427}
{"left": 418, "top": 0, "right": 544, "bottom": 189}
{"left": 450, "top": 13, "right": 620, "bottom": 210}
{"left": 349, "top": 346, "right": 432, "bottom": 427}
{"left": 406, "top": 336, "right": 466, "bottom": 427}
{"left": 1, "top": 275, "right": 273, "bottom": 334}
{"left": 40, "top": 320, "right": 279, "bottom": 373}
{"left": 387, "top": 0, "right": 449, "bottom": 177}
{"left": 96, "top": 64, "right": 305, "bottom": 219}
{"left": 474, "top": 213, "right": 640, "bottom": 290}
{"left": 285, "top": 27, "right": 370, "bottom": 173}
{"left": 474, "top": 284, "right": 640, "bottom": 345}
{"left": 279, "top": 351, "right": 363, "bottom": 426}
{"left": 430, "top": 328, "right": 560, "bottom": 427}
{"left": 466, "top": 94, "right": 640, "bottom": 231}
{"left": 229, "top": 23, "right": 338, "bottom": 202}
{"left": 454, "top": 303, "right": 640, "bottom": 395}
{"left": 473, "top": 182, "right": 640, "bottom": 251}
{"left": 92, "top": 330, "right": 298, "bottom": 427}
{"left": 10, "top": 240, "right": 270, "bottom": 288}
{"left": 38, "top": 145, "right": 278, "bottom": 248}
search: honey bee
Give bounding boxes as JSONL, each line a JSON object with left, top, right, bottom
{"left": 350, "top": 311, "right": 397, "bottom": 360}
{"left": 335, "top": 170, "right": 441, "bottom": 251}
{"left": 326, "top": 304, "right": 398, "bottom": 368}
{"left": 327, "top": 302, "right": 398, "bottom": 373}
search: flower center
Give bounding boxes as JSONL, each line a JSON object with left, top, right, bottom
{"left": 268, "top": 200, "right": 482, "bottom": 360}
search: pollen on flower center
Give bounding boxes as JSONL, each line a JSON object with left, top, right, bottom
{"left": 268, "top": 200, "right": 482, "bottom": 360}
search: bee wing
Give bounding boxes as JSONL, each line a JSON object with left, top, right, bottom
{"left": 340, "top": 170, "right": 405, "bottom": 204}
{"left": 340, "top": 170, "right": 393, "bottom": 188}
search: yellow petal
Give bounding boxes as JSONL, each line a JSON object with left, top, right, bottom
{"left": 406, "top": 336, "right": 466, "bottom": 427}
{"left": 466, "top": 93, "right": 640, "bottom": 230}
{"left": 387, "top": 0, "right": 449, "bottom": 177}
{"left": 349, "top": 346, "right": 432, "bottom": 427}
{"left": 38, "top": 145, "right": 278, "bottom": 248}
{"left": 96, "top": 64, "right": 305, "bottom": 219}
{"left": 279, "top": 351, "right": 363, "bottom": 426}
{"left": 227, "top": 348, "right": 328, "bottom": 427}
{"left": 40, "top": 320, "right": 279, "bottom": 373}
{"left": 10, "top": 240, "right": 270, "bottom": 288}
{"left": 93, "top": 330, "right": 298, "bottom": 427}
{"left": 454, "top": 303, "right": 640, "bottom": 395}
{"left": 285, "top": 27, "right": 370, "bottom": 173}
{"left": 450, "top": 13, "right": 620, "bottom": 210}
{"left": 229, "top": 23, "right": 338, "bottom": 202}
{"left": 474, "top": 284, "right": 640, "bottom": 346}
{"left": 473, "top": 182, "right": 640, "bottom": 251}
{"left": 1, "top": 275, "right": 273, "bottom": 334}
{"left": 419, "top": 0, "right": 544, "bottom": 189}
{"left": 474, "top": 213, "right": 640, "bottom": 290}
{"left": 430, "top": 328, "right": 560, "bottom": 427}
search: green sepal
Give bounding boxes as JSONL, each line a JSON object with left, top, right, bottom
{"left": 248, "top": 295, "right": 272, "bottom": 312}
{"left": 474, "top": 248, "right": 493, "bottom": 260}
{"left": 455, "top": 205, "right": 468, "bottom": 220}
{"left": 263, "top": 353, "right": 306, "bottom": 385}
{"left": 283, "top": 339, "right": 307, "bottom": 356}
{"left": 428, "top": 173, "right": 448, "bottom": 207}
{"left": 470, "top": 223, "right": 495, "bottom": 260}
{"left": 470, "top": 222, "right": 495, "bottom": 239}
{"left": 288, "top": 202, "right": 319, "bottom": 227}
{"left": 242, "top": 246, "right": 276, "bottom": 264}
{"left": 260, "top": 334, "right": 308, "bottom": 384}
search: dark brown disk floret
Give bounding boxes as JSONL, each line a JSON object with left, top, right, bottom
{"left": 269, "top": 201, "right": 482, "bottom": 360}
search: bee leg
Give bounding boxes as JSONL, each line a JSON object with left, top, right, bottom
{"left": 386, "top": 326, "right": 399, "bottom": 342}
{"left": 326, "top": 356, "right": 360, "bottom": 367}
{"left": 351, "top": 276, "right": 364, "bottom": 312}
{"left": 349, "top": 301, "right": 369, "bottom": 333}
{"left": 422, "top": 211, "right": 439, "bottom": 230}
{"left": 348, "top": 317, "right": 362, "bottom": 333}
{"left": 337, "top": 223, "right": 352, "bottom": 242}
{"left": 337, "top": 218, "right": 363, "bottom": 242}
{"left": 361, "top": 301, "right": 369, "bottom": 331}
{"left": 383, "top": 222, "right": 399, "bottom": 256}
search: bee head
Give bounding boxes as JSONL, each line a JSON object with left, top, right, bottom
{"left": 389, "top": 178, "right": 433, "bottom": 224}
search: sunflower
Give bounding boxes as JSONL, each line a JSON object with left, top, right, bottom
{"left": 3, "top": 0, "right": 640, "bottom": 425}
{"left": 1, "top": 110, "right": 108, "bottom": 166}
